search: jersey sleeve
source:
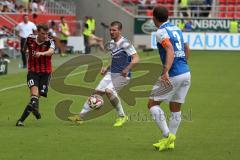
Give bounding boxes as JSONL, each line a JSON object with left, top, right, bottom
{"left": 122, "top": 40, "right": 137, "bottom": 56}
{"left": 125, "top": 45, "right": 137, "bottom": 56}
{"left": 49, "top": 39, "right": 55, "bottom": 50}
{"left": 156, "top": 28, "right": 170, "bottom": 43}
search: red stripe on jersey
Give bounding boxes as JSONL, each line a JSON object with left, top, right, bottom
{"left": 40, "top": 56, "right": 45, "bottom": 72}
{"left": 26, "top": 35, "right": 54, "bottom": 73}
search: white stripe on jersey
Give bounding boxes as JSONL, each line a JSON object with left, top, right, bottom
{"left": 166, "top": 26, "right": 180, "bottom": 31}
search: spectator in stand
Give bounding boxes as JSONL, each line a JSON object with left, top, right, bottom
{"left": 17, "top": 4, "right": 26, "bottom": 13}
{"left": 229, "top": 19, "right": 238, "bottom": 33}
{"left": 15, "top": 14, "right": 37, "bottom": 68}
{"left": 30, "top": 0, "right": 38, "bottom": 13}
{"left": 150, "top": 0, "right": 156, "bottom": 5}
{"left": 2, "top": 5, "right": 10, "bottom": 12}
{"left": 139, "top": 0, "right": 147, "bottom": 9}
{"left": 179, "top": 0, "right": 189, "bottom": 17}
{"left": 0, "top": 3, "right": 3, "bottom": 12}
{"left": 148, "top": 0, "right": 157, "bottom": 9}
{"left": 58, "top": 16, "right": 70, "bottom": 57}
{"left": 189, "top": 0, "right": 203, "bottom": 17}
{"left": 7, "top": 0, "right": 16, "bottom": 11}
{"left": 184, "top": 20, "right": 192, "bottom": 32}
{"left": 200, "top": 0, "right": 212, "bottom": 17}
{"left": 38, "top": 0, "right": 45, "bottom": 13}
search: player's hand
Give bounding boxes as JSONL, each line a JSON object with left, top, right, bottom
{"left": 121, "top": 68, "right": 129, "bottom": 77}
{"left": 100, "top": 67, "right": 108, "bottom": 75}
{"left": 160, "top": 72, "right": 171, "bottom": 85}
{"left": 34, "top": 52, "right": 43, "bottom": 58}
{"left": 25, "top": 50, "right": 29, "bottom": 56}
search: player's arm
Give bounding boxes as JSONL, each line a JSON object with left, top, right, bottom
{"left": 101, "top": 55, "right": 111, "bottom": 75}
{"left": 121, "top": 53, "right": 139, "bottom": 77}
{"left": 161, "top": 38, "right": 174, "bottom": 81}
{"left": 184, "top": 43, "right": 190, "bottom": 60}
{"left": 101, "top": 64, "right": 110, "bottom": 75}
{"left": 35, "top": 40, "right": 55, "bottom": 57}
{"left": 120, "top": 42, "right": 140, "bottom": 77}
{"left": 35, "top": 48, "right": 55, "bottom": 57}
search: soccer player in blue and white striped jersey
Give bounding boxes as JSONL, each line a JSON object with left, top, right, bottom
{"left": 68, "top": 21, "right": 139, "bottom": 127}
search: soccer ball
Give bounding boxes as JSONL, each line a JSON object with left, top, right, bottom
{"left": 88, "top": 94, "right": 104, "bottom": 109}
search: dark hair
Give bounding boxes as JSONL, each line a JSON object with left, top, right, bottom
{"left": 50, "top": 20, "right": 56, "bottom": 28}
{"left": 37, "top": 24, "right": 49, "bottom": 32}
{"left": 60, "top": 16, "right": 65, "bottom": 20}
{"left": 153, "top": 5, "right": 168, "bottom": 22}
{"left": 110, "top": 21, "right": 122, "bottom": 30}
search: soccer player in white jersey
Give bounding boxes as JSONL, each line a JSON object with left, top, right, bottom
{"left": 148, "top": 6, "right": 191, "bottom": 151}
{"left": 68, "top": 21, "right": 139, "bottom": 127}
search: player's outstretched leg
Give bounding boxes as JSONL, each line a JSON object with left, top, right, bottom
{"left": 16, "top": 95, "right": 40, "bottom": 126}
{"left": 68, "top": 100, "right": 91, "bottom": 124}
{"left": 30, "top": 95, "right": 41, "bottom": 120}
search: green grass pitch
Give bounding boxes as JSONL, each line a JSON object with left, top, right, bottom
{"left": 0, "top": 50, "right": 239, "bottom": 160}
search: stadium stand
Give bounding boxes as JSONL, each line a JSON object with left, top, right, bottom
{"left": 117, "top": 0, "right": 175, "bottom": 16}
{"left": 112, "top": 0, "right": 240, "bottom": 18}
{"left": 0, "top": 0, "right": 77, "bottom": 58}
{"left": 216, "top": 0, "right": 240, "bottom": 18}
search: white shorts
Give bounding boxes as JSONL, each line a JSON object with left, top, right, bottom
{"left": 95, "top": 72, "right": 129, "bottom": 95}
{"left": 149, "top": 72, "right": 191, "bottom": 103}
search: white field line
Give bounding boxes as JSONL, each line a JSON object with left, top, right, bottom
{"left": 0, "top": 55, "right": 158, "bottom": 93}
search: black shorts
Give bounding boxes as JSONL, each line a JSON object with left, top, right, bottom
{"left": 27, "top": 72, "right": 51, "bottom": 97}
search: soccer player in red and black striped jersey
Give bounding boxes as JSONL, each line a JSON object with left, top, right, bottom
{"left": 16, "top": 24, "right": 55, "bottom": 126}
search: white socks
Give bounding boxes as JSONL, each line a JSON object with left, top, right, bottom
{"left": 116, "top": 101, "right": 125, "bottom": 117}
{"left": 169, "top": 111, "right": 182, "bottom": 135}
{"left": 150, "top": 106, "right": 182, "bottom": 136}
{"left": 108, "top": 93, "right": 126, "bottom": 117}
{"left": 150, "top": 105, "right": 169, "bottom": 137}
{"left": 111, "top": 95, "right": 125, "bottom": 117}
{"left": 79, "top": 101, "right": 91, "bottom": 118}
